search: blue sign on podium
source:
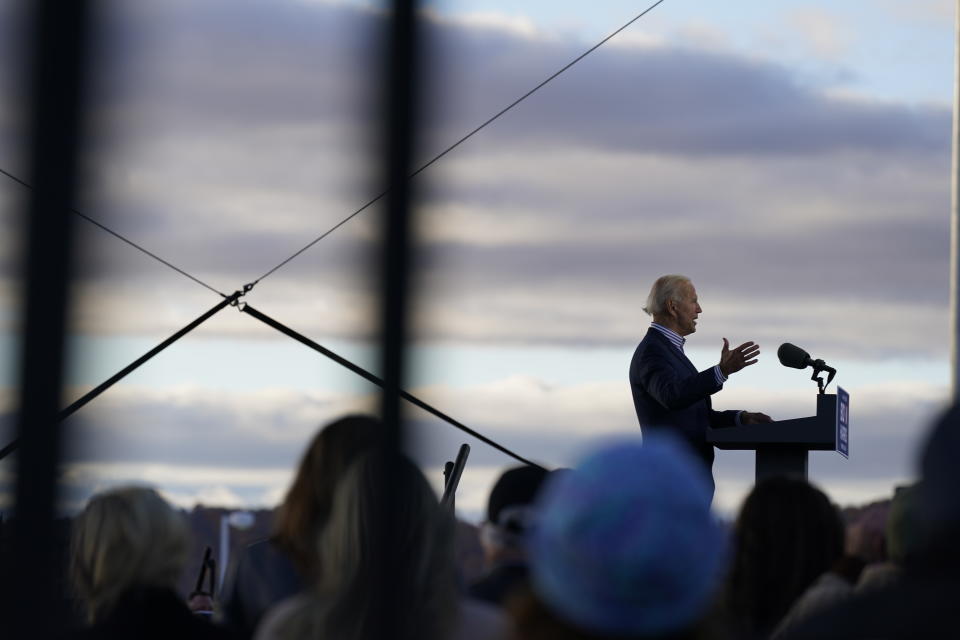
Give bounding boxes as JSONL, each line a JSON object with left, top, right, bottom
{"left": 836, "top": 386, "right": 849, "bottom": 458}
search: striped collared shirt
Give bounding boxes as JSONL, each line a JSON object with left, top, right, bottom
{"left": 650, "top": 323, "right": 727, "bottom": 386}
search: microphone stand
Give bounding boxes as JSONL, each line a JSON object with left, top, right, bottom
{"left": 810, "top": 360, "right": 836, "bottom": 395}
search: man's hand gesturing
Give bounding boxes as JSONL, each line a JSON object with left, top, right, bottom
{"left": 719, "top": 338, "right": 760, "bottom": 376}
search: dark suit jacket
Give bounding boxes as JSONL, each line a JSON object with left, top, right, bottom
{"left": 629, "top": 327, "right": 738, "bottom": 468}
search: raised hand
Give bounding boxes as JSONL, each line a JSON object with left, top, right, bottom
{"left": 719, "top": 338, "right": 760, "bottom": 376}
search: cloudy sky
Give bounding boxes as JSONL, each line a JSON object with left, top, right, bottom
{"left": 0, "top": 0, "right": 955, "bottom": 519}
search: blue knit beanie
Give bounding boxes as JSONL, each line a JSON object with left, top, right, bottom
{"left": 528, "top": 434, "right": 728, "bottom": 637}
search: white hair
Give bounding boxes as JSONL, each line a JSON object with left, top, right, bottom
{"left": 643, "top": 274, "right": 692, "bottom": 316}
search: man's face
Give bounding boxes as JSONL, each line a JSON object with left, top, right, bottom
{"left": 670, "top": 282, "right": 702, "bottom": 336}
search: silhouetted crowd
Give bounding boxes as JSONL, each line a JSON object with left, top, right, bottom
{"left": 48, "top": 407, "right": 960, "bottom": 640}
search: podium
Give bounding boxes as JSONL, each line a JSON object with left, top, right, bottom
{"left": 707, "top": 388, "right": 849, "bottom": 481}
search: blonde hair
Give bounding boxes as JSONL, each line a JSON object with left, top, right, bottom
{"left": 70, "top": 487, "right": 189, "bottom": 622}
{"left": 277, "top": 454, "right": 458, "bottom": 640}
{"left": 643, "top": 274, "right": 691, "bottom": 316}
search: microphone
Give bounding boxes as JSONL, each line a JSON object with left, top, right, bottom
{"left": 777, "top": 343, "right": 835, "bottom": 374}
{"left": 778, "top": 343, "right": 837, "bottom": 393}
{"left": 778, "top": 343, "right": 812, "bottom": 369}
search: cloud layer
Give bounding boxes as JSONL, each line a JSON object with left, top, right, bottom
{"left": 0, "top": 0, "right": 952, "bottom": 518}
{"left": 0, "top": 0, "right": 948, "bottom": 359}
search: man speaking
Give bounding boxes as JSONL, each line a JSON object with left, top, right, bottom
{"left": 629, "top": 274, "right": 771, "bottom": 487}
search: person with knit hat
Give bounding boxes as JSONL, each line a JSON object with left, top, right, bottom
{"left": 509, "top": 433, "right": 728, "bottom": 640}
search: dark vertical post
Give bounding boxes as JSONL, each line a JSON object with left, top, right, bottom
{"left": 375, "top": 0, "right": 419, "bottom": 635}
{"left": 952, "top": 0, "right": 960, "bottom": 399}
{"left": 1, "top": 0, "right": 92, "bottom": 635}
{"left": 374, "top": 0, "right": 418, "bottom": 640}
{"left": 380, "top": 0, "right": 418, "bottom": 445}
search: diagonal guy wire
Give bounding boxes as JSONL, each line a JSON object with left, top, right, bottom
{"left": 0, "top": 166, "right": 227, "bottom": 297}
{"left": 0, "top": 292, "right": 240, "bottom": 461}
{"left": 1, "top": 1, "right": 668, "bottom": 296}
{"left": 251, "top": 0, "right": 669, "bottom": 286}
{"left": 242, "top": 303, "right": 547, "bottom": 470}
